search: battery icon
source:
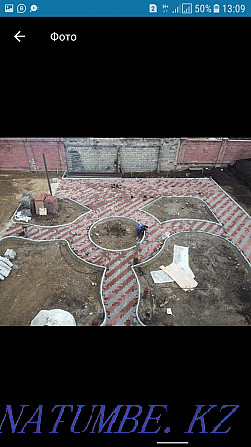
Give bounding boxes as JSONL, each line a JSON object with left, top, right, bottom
{"left": 213, "top": 4, "right": 220, "bottom": 13}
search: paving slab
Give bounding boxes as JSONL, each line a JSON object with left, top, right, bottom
{"left": 3, "top": 178, "right": 251, "bottom": 326}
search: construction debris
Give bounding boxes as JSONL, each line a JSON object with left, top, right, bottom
{"left": 0, "top": 260, "right": 11, "bottom": 279}
{"left": 32, "top": 193, "right": 59, "bottom": 215}
{"left": 15, "top": 210, "right": 31, "bottom": 223}
{"left": 15, "top": 192, "right": 33, "bottom": 221}
{"left": 18, "top": 226, "right": 29, "bottom": 237}
{"left": 39, "top": 207, "right": 47, "bottom": 216}
{"left": 30, "top": 309, "right": 77, "bottom": 326}
{"left": 151, "top": 245, "right": 194, "bottom": 284}
{"left": 173, "top": 245, "right": 194, "bottom": 278}
{"left": 4, "top": 249, "right": 16, "bottom": 260}
{"left": 0, "top": 253, "right": 15, "bottom": 280}
{"left": 0, "top": 256, "right": 13, "bottom": 268}
{"left": 160, "top": 300, "right": 168, "bottom": 308}
{"left": 20, "top": 192, "right": 33, "bottom": 210}
{"left": 160, "top": 263, "right": 198, "bottom": 292}
{"left": 142, "top": 287, "right": 149, "bottom": 299}
{"left": 151, "top": 269, "right": 173, "bottom": 284}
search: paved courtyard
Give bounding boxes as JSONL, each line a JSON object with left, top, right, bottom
{"left": 4, "top": 177, "right": 251, "bottom": 326}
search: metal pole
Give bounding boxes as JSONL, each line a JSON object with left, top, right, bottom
{"left": 43, "top": 153, "right": 53, "bottom": 196}
{"left": 157, "top": 142, "right": 161, "bottom": 172}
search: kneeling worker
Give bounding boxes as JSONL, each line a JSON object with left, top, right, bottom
{"left": 136, "top": 224, "right": 148, "bottom": 240}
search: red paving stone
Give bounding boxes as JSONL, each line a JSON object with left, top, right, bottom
{"left": 3, "top": 177, "right": 251, "bottom": 326}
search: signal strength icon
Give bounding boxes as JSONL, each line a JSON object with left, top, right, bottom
{"left": 172, "top": 4, "right": 182, "bottom": 13}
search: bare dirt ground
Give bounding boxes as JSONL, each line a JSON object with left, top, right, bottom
{"left": 135, "top": 232, "right": 251, "bottom": 326}
{"left": 90, "top": 218, "right": 142, "bottom": 250}
{"left": 0, "top": 238, "right": 104, "bottom": 326}
{"left": 144, "top": 197, "right": 218, "bottom": 223}
{"left": 15, "top": 199, "right": 89, "bottom": 226}
{"left": 0, "top": 171, "right": 58, "bottom": 237}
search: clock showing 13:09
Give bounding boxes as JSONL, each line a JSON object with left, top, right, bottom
{"left": 222, "top": 4, "right": 246, "bottom": 13}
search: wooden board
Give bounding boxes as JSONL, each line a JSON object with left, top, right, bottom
{"left": 160, "top": 263, "right": 198, "bottom": 291}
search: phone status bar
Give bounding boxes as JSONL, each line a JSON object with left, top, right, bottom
{"left": 0, "top": 1, "right": 250, "bottom": 17}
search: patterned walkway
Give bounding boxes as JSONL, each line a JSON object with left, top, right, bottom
{"left": 4, "top": 178, "right": 251, "bottom": 326}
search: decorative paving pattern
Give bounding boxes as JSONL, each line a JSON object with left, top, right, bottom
{"left": 4, "top": 178, "right": 251, "bottom": 326}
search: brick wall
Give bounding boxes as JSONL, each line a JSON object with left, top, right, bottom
{"left": 0, "top": 138, "right": 66, "bottom": 171}
{"left": 223, "top": 140, "right": 251, "bottom": 163}
{"left": 0, "top": 139, "right": 29, "bottom": 170}
{"left": 1, "top": 137, "right": 251, "bottom": 173}
{"left": 178, "top": 138, "right": 251, "bottom": 166}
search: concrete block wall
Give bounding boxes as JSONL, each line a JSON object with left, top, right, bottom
{"left": 64, "top": 138, "right": 179, "bottom": 172}
{"left": 119, "top": 139, "right": 161, "bottom": 172}
{"left": 159, "top": 139, "right": 180, "bottom": 170}
{"left": 64, "top": 138, "right": 120, "bottom": 172}
{"left": 0, "top": 138, "right": 66, "bottom": 171}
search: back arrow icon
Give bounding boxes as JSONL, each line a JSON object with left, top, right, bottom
{"left": 14, "top": 31, "right": 25, "bottom": 42}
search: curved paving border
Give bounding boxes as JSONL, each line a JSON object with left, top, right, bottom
{"left": 2, "top": 177, "right": 251, "bottom": 326}
{"left": 142, "top": 195, "right": 221, "bottom": 225}
{"left": 88, "top": 216, "right": 146, "bottom": 252}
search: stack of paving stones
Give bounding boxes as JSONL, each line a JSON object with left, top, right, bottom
{"left": 4, "top": 178, "right": 251, "bottom": 325}
{"left": 0, "top": 249, "right": 16, "bottom": 280}
{"left": 16, "top": 192, "right": 33, "bottom": 221}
